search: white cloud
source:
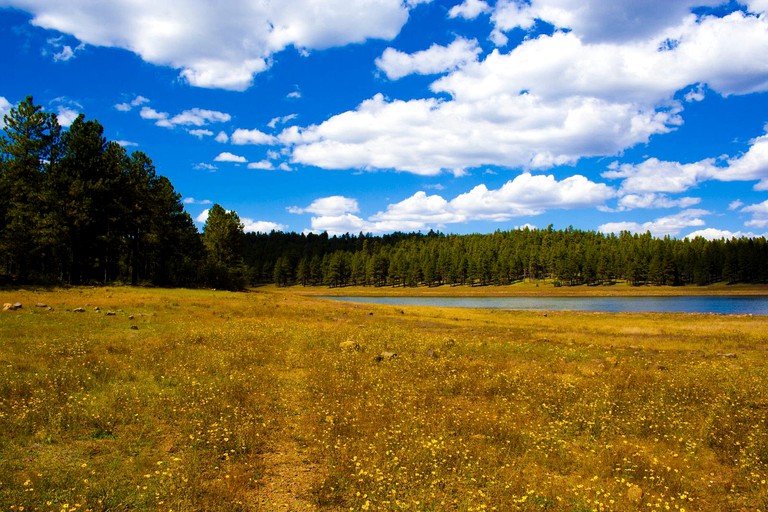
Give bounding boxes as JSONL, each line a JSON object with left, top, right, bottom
{"left": 448, "top": 0, "right": 490, "bottom": 20}
{"left": 241, "top": 219, "right": 288, "bottom": 233}
{"left": 287, "top": 90, "right": 302, "bottom": 99}
{"left": 288, "top": 196, "right": 360, "bottom": 216}
{"left": 0, "top": 96, "right": 11, "bottom": 122}
{"left": 183, "top": 197, "right": 212, "bottom": 205}
{"left": 47, "top": 36, "right": 84, "bottom": 62}
{"left": 215, "top": 131, "right": 229, "bottom": 143}
{"left": 194, "top": 162, "right": 218, "bottom": 171}
{"left": 742, "top": 199, "right": 768, "bottom": 228}
{"left": 280, "top": 9, "right": 768, "bottom": 175}
{"left": 716, "top": 131, "right": 768, "bottom": 188}
{"left": 685, "top": 228, "right": 766, "bottom": 240}
{"left": 139, "top": 105, "right": 230, "bottom": 129}
{"left": 616, "top": 193, "right": 701, "bottom": 210}
{"left": 599, "top": 209, "right": 709, "bottom": 237}
{"left": 170, "top": 108, "right": 231, "bottom": 126}
{"left": 267, "top": 114, "right": 298, "bottom": 129}
{"left": 684, "top": 84, "right": 706, "bottom": 102}
{"left": 488, "top": 0, "right": 723, "bottom": 44}
{"left": 10, "top": 0, "right": 426, "bottom": 90}
{"left": 602, "top": 158, "right": 715, "bottom": 194}
{"left": 57, "top": 106, "right": 79, "bottom": 127}
{"left": 729, "top": 200, "right": 744, "bottom": 210}
{"left": 115, "top": 95, "right": 149, "bottom": 112}
{"left": 302, "top": 173, "right": 613, "bottom": 235}
{"left": 195, "top": 209, "right": 210, "bottom": 223}
{"left": 188, "top": 129, "right": 214, "bottom": 138}
{"left": 214, "top": 152, "right": 247, "bottom": 163}
{"left": 115, "top": 140, "right": 138, "bottom": 147}
{"left": 376, "top": 38, "right": 482, "bottom": 80}
{"left": 139, "top": 106, "right": 173, "bottom": 128}
{"left": 247, "top": 160, "right": 275, "bottom": 170}
{"left": 231, "top": 128, "right": 277, "bottom": 145}
{"left": 746, "top": 0, "right": 768, "bottom": 15}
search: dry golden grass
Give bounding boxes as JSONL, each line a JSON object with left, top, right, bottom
{"left": 1, "top": 286, "right": 767, "bottom": 511}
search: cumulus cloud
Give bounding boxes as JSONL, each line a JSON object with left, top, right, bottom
{"left": 284, "top": 8, "right": 768, "bottom": 175}
{"left": 448, "top": 0, "right": 490, "bottom": 20}
{"left": 215, "top": 131, "right": 229, "bottom": 143}
{"left": 0, "top": 96, "right": 11, "bottom": 123}
{"left": 183, "top": 197, "right": 212, "bottom": 205}
{"left": 194, "top": 163, "right": 218, "bottom": 171}
{"left": 286, "top": 93, "right": 676, "bottom": 175}
{"left": 267, "top": 114, "right": 298, "bottom": 129}
{"left": 288, "top": 196, "right": 360, "bottom": 216}
{"left": 616, "top": 193, "right": 701, "bottom": 210}
{"left": 195, "top": 209, "right": 210, "bottom": 223}
{"left": 138, "top": 105, "right": 230, "bottom": 130}
{"left": 47, "top": 36, "right": 84, "bottom": 62}
{"left": 376, "top": 38, "right": 482, "bottom": 80}
{"left": 599, "top": 209, "right": 709, "bottom": 237}
{"left": 231, "top": 128, "right": 277, "bottom": 145}
{"left": 488, "top": 0, "right": 724, "bottom": 44}
{"left": 602, "top": 158, "right": 715, "bottom": 194}
{"left": 115, "top": 95, "right": 150, "bottom": 112}
{"left": 9, "top": 0, "right": 426, "bottom": 90}
{"left": 685, "top": 227, "right": 767, "bottom": 240}
{"left": 301, "top": 173, "right": 613, "bottom": 234}
{"left": 742, "top": 199, "right": 768, "bottom": 228}
{"left": 188, "top": 129, "right": 214, "bottom": 138}
{"left": 56, "top": 106, "right": 79, "bottom": 128}
{"left": 247, "top": 160, "right": 275, "bottom": 170}
{"left": 214, "top": 152, "right": 247, "bottom": 163}
{"left": 241, "top": 219, "right": 288, "bottom": 233}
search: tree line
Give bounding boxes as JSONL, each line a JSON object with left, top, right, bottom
{"left": 2, "top": 97, "right": 767, "bottom": 290}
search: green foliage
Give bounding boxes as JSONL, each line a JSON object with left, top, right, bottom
{"left": 0, "top": 97, "right": 203, "bottom": 286}
{"left": 201, "top": 204, "right": 246, "bottom": 290}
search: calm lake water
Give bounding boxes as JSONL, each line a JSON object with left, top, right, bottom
{"left": 322, "top": 296, "right": 768, "bottom": 315}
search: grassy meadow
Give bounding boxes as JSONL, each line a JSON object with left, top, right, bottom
{"left": 1, "top": 286, "right": 768, "bottom": 511}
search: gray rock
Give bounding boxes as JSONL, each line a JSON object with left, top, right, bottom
{"left": 73, "top": 307, "right": 86, "bottom": 313}
{"left": 35, "top": 303, "right": 48, "bottom": 308}
{"left": 105, "top": 311, "right": 116, "bottom": 316}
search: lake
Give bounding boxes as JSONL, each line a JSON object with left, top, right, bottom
{"left": 321, "top": 295, "right": 768, "bottom": 315}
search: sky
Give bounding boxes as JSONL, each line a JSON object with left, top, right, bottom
{"left": 2, "top": 0, "right": 768, "bottom": 239}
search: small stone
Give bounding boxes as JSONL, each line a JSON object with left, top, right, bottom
{"left": 627, "top": 485, "right": 644, "bottom": 503}
{"left": 105, "top": 311, "right": 116, "bottom": 316}
{"left": 128, "top": 315, "right": 134, "bottom": 320}
{"left": 2, "top": 303, "right": 13, "bottom": 311}
{"left": 73, "top": 307, "right": 86, "bottom": 313}
{"left": 717, "top": 353, "right": 737, "bottom": 359}
{"left": 35, "top": 303, "right": 48, "bottom": 308}
{"left": 426, "top": 348, "right": 441, "bottom": 359}
{"left": 339, "top": 340, "right": 360, "bottom": 352}
{"left": 130, "top": 325, "right": 139, "bottom": 330}
{"left": 374, "top": 351, "right": 397, "bottom": 362}
{"left": 94, "top": 306, "right": 100, "bottom": 312}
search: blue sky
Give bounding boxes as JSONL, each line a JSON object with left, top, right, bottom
{"left": 3, "top": 0, "right": 768, "bottom": 239}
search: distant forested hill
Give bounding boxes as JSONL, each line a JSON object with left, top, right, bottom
{"left": 2, "top": 97, "right": 766, "bottom": 289}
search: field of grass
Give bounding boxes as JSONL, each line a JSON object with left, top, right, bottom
{"left": 1, "top": 286, "right": 768, "bottom": 511}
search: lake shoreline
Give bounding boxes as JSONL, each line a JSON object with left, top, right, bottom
{"left": 286, "top": 281, "right": 768, "bottom": 298}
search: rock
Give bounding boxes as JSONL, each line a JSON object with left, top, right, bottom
{"left": 73, "top": 307, "right": 86, "bottom": 313}
{"left": 426, "top": 348, "right": 441, "bottom": 359}
{"left": 627, "top": 485, "right": 644, "bottom": 503}
{"left": 94, "top": 306, "right": 101, "bottom": 312}
{"left": 105, "top": 311, "right": 116, "bottom": 316}
{"left": 13, "top": 302, "right": 22, "bottom": 309}
{"left": 128, "top": 315, "right": 134, "bottom": 320}
{"left": 35, "top": 303, "right": 48, "bottom": 308}
{"left": 130, "top": 325, "right": 139, "bottom": 330}
{"left": 717, "top": 353, "right": 737, "bottom": 359}
{"left": 2, "top": 303, "right": 14, "bottom": 311}
{"left": 374, "top": 351, "right": 397, "bottom": 362}
{"left": 339, "top": 340, "right": 360, "bottom": 352}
